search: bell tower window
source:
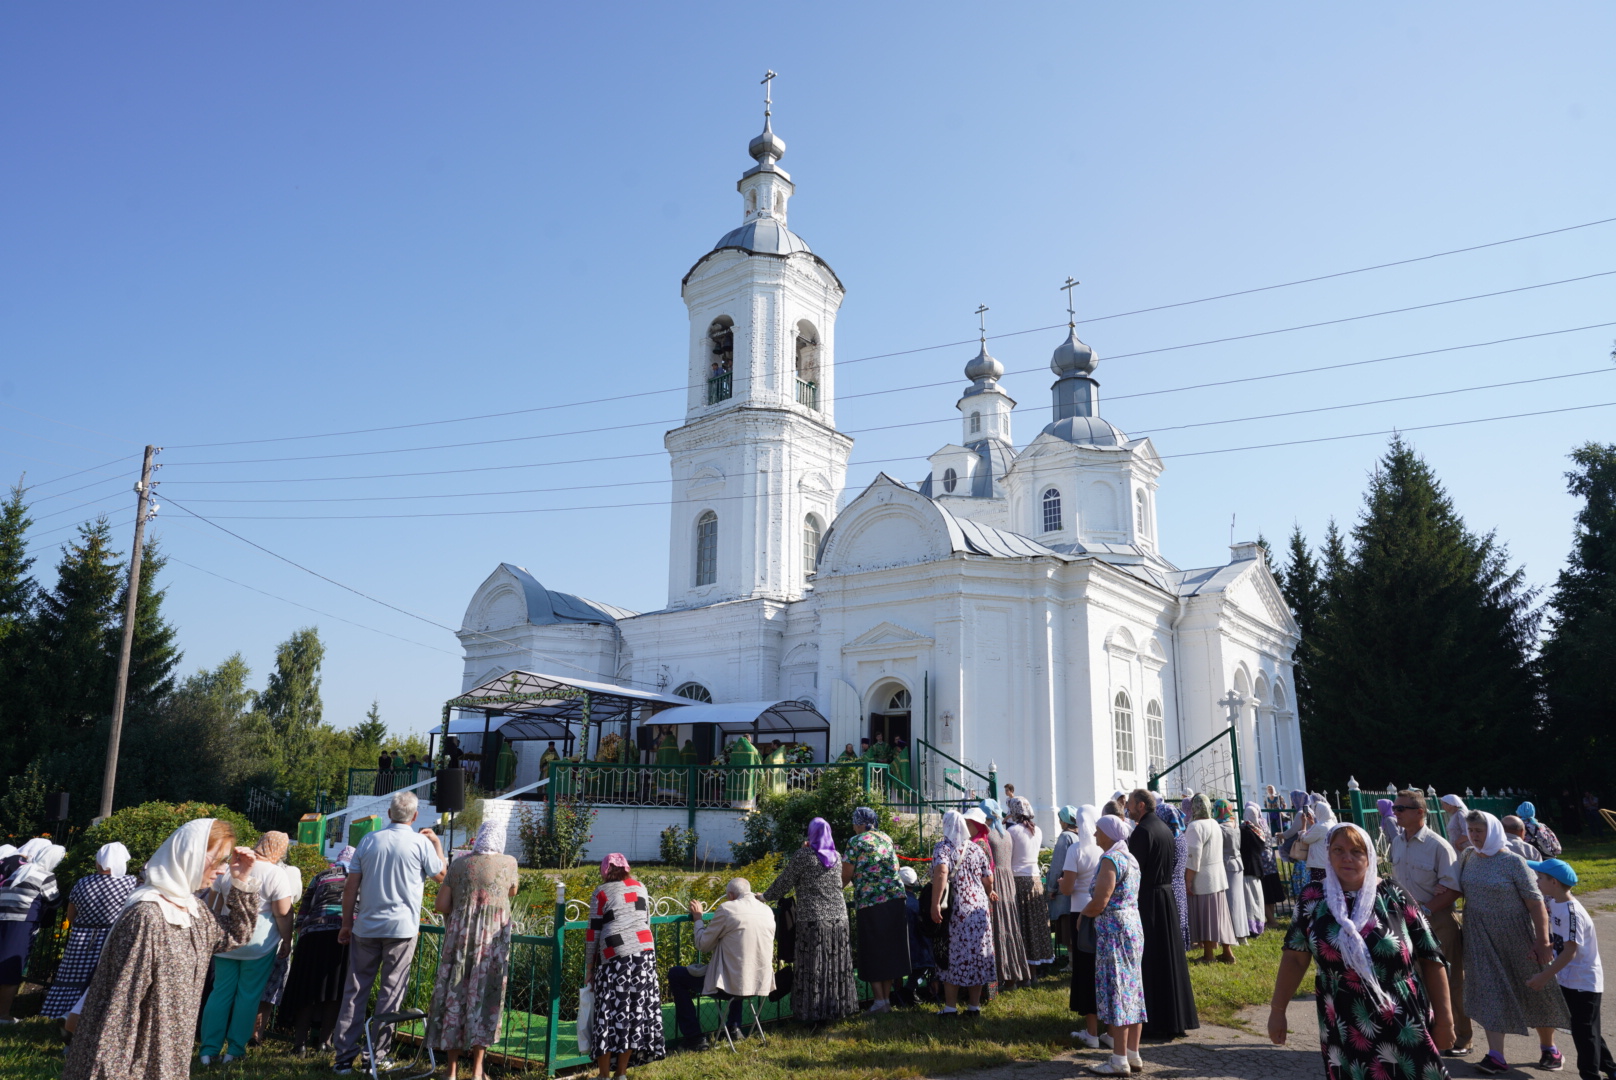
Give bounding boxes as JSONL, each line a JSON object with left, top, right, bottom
{"left": 695, "top": 511, "right": 718, "bottom": 586}
{"left": 707, "top": 317, "right": 734, "bottom": 405}
{"left": 803, "top": 514, "right": 823, "bottom": 578}
{"left": 970, "top": 411, "right": 981, "bottom": 435}
{"left": 1041, "top": 488, "right": 1062, "bottom": 533}
{"left": 795, "top": 321, "right": 820, "bottom": 410}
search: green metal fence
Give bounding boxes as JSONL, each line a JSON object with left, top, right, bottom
{"left": 395, "top": 888, "right": 874, "bottom": 1076}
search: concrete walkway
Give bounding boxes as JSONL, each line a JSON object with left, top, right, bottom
{"left": 925, "top": 888, "right": 1616, "bottom": 1080}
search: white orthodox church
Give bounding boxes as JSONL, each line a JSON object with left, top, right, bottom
{"left": 457, "top": 105, "right": 1305, "bottom": 826}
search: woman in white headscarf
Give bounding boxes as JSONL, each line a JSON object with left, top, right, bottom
{"left": 1084, "top": 814, "right": 1145, "bottom": 1076}
{"left": 1455, "top": 810, "right": 1570, "bottom": 1074}
{"left": 426, "top": 821, "right": 520, "bottom": 1079}
{"left": 0, "top": 841, "right": 66, "bottom": 1022}
{"left": 1061, "top": 804, "right": 1105, "bottom": 1048}
{"left": 928, "top": 809, "right": 997, "bottom": 1016}
{"left": 42, "top": 844, "right": 139, "bottom": 1021}
{"left": 1268, "top": 822, "right": 1456, "bottom": 1077}
{"left": 63, "top": 818, "right": 261, "bottom": 1080}
{"left": 1441, "top": 794, "right": 1471, "bottom": 852}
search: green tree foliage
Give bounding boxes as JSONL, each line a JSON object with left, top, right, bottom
{"left": 0, "top": 480, "right": 36, "bottom": 763}
{"left": 351, "top": 700, "right": 387, "bottom": 752}
{"left": 118, "top": 539, "right": 182, "bottom": 723}
{"left": 0, "top": 759, "right": 49, "bottom": 841}
{"left": 56, "top": 800, "right": 258, "bottom": 896}
{"left": 1540, "top": 442, "right": 1616, "bottom": 800}
{"left": 1302, "top": 438, "right": 1538, "bottom": 790}
{"left": 25, "top": 519, "right": 124, "bottom": 759}
{"left": 728, "top": 766, "right": 893, "bottom": 864}
{"left": 1277, "top": 523, "right": 1328, "bottom": 734}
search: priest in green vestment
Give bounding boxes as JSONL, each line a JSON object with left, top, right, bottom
{"left": 726, "top": 734, "right": 759, "bottom": 809}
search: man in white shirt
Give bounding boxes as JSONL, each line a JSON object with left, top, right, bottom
{"left": 1389, "top": 789, "right": 1471, "bottom": 1055}
{"left": 1527, "top": 858, "right": 1612, "bottom": 1080}
{"left": 331, "top": 790, "right": 446, "bottom": 1073}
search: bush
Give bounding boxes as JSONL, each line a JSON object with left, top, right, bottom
{"left": 658, "top": 824, "right": 697, "bottom": 866}
{"left": 59, "top": 801, "right": 259, "bottom": 896}
{"left": 728, "top": 767, "right": 893, "bottom": 863}
{"left": 285, "top": 842, "right": 331, "bottom": 883}
{"left": 516, "top": 797, "right": 596, "bottom": 869}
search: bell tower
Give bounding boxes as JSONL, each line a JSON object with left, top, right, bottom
{"left": 665, "top": 74, "right": 853, "bottom": 610}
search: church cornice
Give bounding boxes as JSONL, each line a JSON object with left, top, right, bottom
{"left": 664, "top": 404, "right": 854, "bottom": 447}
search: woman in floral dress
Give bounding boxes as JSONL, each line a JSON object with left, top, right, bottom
{"left": 1269, "top": 822, "right": 1456, "bottom": 1080}
{"left": 41, "top": 843, "right": 137, "bottom": 1021}
{"left": 1083, "top": 815, "right": 1147, "bottom": 1076}
{"left": 763, "top": 817, "right": 859, "bottom": 1023}
{"left": 928, "top": 810, "right": 996, "bottom": 1017}
{"left": 427, "top": 824, "right": 520, "bottom": 1080}
{"left": 842, "top": 807, "right": 910, "bottom": 1011}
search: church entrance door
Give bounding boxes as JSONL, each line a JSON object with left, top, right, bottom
{"left": 867, "top": 711, "right": 911, "bottom": 748}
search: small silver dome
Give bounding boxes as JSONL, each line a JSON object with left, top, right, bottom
{"left": 964, "top": 342, "right": 1003, "bottom": 383}
{"left": 1051, "top": 326, "right": 1097, "bottom": 376}
{"left": 749, "top": 122, "right": 786, "bottom": 164}
{"left": 1041, "top": 415, "right": 1127, "bottom": 447}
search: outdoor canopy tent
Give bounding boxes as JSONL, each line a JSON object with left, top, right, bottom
{"left": 438, "top": 670, "right": 695, "bottom": 763}
{"left": 662, "top": 699, "right": 833, "bottom": 760}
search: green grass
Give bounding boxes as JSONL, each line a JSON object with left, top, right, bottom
{"left": 1185, "top": 924, "right": 1293, "bottom": 1028}
{"left": 1559, "top": 835, "right": 1616, "bottom": 896}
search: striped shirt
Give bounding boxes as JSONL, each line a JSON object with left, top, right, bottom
{"left": 0, "top": 864, "right": 61, "bottom": 922}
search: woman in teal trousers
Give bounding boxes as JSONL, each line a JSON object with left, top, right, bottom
{"left": 199, "top": 832, "right": 296, "bottom": 1064}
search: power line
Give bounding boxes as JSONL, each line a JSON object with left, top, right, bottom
{"left": 154, "top": 316, "right": 1616, "bottom": 490}
{"left": 161, "top": 213, "right": 1616, "bottom": 450}
{"left": 162, "top": 269, "right": 1616, "bottom": 469}
{"left": 29, "top": 487, "right": 133, "bottom": 524}
{"left": 160, "top": 397, "right": 1616, "bottom": 520}
{"left": 163, "top": 366, "right": 1616, "bottom": 505}
{"left": 159, "top": 495, "right": 661, "bottom": 686}
{"left": 28, "top": 472, "right": 133, "bottom": 506}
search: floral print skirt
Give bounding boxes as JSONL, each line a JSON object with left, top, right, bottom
{"left": 940, "top": 904, "right": 995, "bottom": 988}
{"left": 1096, "top": 907, "right": 1147, "bottom": 1025}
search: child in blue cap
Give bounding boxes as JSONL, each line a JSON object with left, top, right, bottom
{"left": 1527, "top": 858, "right": 1613, "bottom": 1080}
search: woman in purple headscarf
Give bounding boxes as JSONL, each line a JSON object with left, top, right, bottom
{"left": 764, "top": 817, "right": 858, "bottom": 1024}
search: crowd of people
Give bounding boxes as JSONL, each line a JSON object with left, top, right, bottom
{"left": 0, "top": 779, "right": 1605, "bottom": 1080}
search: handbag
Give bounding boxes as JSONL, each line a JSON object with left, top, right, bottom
{"left": 1073, "top": 914, "right": 1098, "bottom": 954}
{"left": 576, "top": 984, "right": 595, "bottom": 1057}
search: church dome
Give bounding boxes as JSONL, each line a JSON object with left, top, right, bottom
{"left": 749, "top": 125, "right": 787, "bottom": 164}
{"left": 964, "top": 342, "right": 1003, "bottom": 383}
{"left": 1041, "top": 414, "right": 1128, "bottom": 447}
{"left": 1051, "top": 326, "right": 1097, "bottom": 376}
{"left": 712, "top": 218, "right": 813, "bottom": 256}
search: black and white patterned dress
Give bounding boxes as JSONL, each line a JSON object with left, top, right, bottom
{"left": 42, "top": 873, "right": 138, "bottom": 1018}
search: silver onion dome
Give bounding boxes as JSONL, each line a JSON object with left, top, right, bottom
{"left": 965, "top": 342, "right": 1004, "bottom": 383}
{"left": 749, "top": 121, "right": 786, "bottom": 165}
{"left": 1051, "top": 326, "right": 1097, "bottom": 376}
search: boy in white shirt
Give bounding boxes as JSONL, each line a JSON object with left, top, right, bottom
{"left": 1527, "top": 859, "right": 1614, "bottom": 1080}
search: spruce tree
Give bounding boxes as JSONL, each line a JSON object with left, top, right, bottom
{"left": 117, "top": 538, "right": 181, "bottom": 720}
{"left": 1540, "top": 443, "right": 1616, "bottom": 802}
{"left": 27, "top": 519, "right": 124, "bottom": 757}
{"left": 1306, "top": 438, "right": 1538, "bottom": 790}
{"left": 1278, "top": 524, "right": 1327, "bottom": 739}
{"left": 0, "top": 479, "right": 36, "bottom": 762}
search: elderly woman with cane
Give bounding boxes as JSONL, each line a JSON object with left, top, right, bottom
{"left": 1268, "top": 822, "right": 1455, "bottom": 1078}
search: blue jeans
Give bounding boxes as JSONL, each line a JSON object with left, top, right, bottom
{"left": 668, "top": 966, "right": 741, "bottom": 1042}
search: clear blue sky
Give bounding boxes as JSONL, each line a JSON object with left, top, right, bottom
{"left": 3, "top": 4, "right": 1613, "bottom": 743}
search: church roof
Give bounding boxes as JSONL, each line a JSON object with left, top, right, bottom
{"left": 497, "top": 563, "right": 639, "bottom": 626}
{"left": 1040, "top": 414, "right": 1130, "bottom": 447}
{"left": 712, "top": 218, "right": 813, "bottom": 256}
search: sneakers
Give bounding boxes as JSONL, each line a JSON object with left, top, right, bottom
{"left": 1075, "top": 1032, "right": 1102, "bottom": 1049}
{"left": 220, "top": 1056, "right": 237, "bottom": 1065}
{"left": 1475, "top": 1053, "right": 1509, "bottom": 1075}
{"left": 332, "top": 1065, "right": 356, "bottom": 1076}
{"left": 1100, "top": 1033, "right": 1115, "bottom": 1050}
{"left": 1540, "top": 1048, "right": 1565, "bottom": 1072}
{"left": 199, "top": 1057, "right": 213, "bottom": 1067}
{"left": 1128, "top": 1051, "right": 1144, "bottom": 1072}
{"left": 1445, "top": 1046, "right": 1474, "bottom": 1057}
{"left": 1088, "top": 1056, "right": 1132, "bottom": 1076}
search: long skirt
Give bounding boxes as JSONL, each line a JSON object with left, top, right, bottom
{"left": 1095, "top": 908, "right": 1147, "bottom": 1026}
{"left": 1187, "top": 890, "right": 1236, "bottom": 946}
{"left": 278, "top": 931, "right": 349, "bottom": 1020}
{"left": 1260, "top": 872, "right": 1284, "bottom": 905}
{"left": 1068, "top": 928, "right": 1097, "bottom": 1015}
{"left": 591, "top": 953, "right": 666, "bottom": 1064}
{"left": 989, "top": 868, "right": 1031, "bottom": 985}
{"left": 1242, "top": 876, "right": 1266, "bottom": 935}
{"left": 939, "top": 904, "right": 995, "bottom": 988}
{"left": 1225, "top": 870, "right": 1249, "bottom": 942}
{"left": 42, "top": 925, "right": 113, "bottom": 1018}
{"left": 260, "top": 950, "right": 291, "bottom": 1008}
{"left": 855, "top": 898, "right": 912, "bottom": 983}
{"left": 1013, "top": 877, "right": 1055, "bottom": 964}
{"left": 792, "top": 916, "right": 859, "bottom": 1022}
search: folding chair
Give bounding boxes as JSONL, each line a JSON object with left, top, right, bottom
{"left": 363, "top": 1008, "right": 436, "bottom": 1080}
{"left": 709, "top": 991, "right": 766, "bottom": 1050}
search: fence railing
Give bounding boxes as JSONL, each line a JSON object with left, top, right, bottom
{"left": 347, "top": 765, "right": 433, "bottom": 802}
{"left": 707, "top": 371, "right": 732, "bottom": 405}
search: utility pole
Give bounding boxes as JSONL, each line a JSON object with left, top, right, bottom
{"left": 98, "top": 445, "right": 160, "bottom": 822}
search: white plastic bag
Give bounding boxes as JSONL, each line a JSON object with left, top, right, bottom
{"left": 576, "top": 984, "right": 595, "bottom": 1057}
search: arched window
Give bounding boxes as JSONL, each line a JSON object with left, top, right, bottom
{"left": 888, "top": 688, "right": 911, "bottom": 711}
{"left": 1114, "top": 691, "right": 1135, "bottom": 772}
{"left": 695, "top": 510, "right": 718, "bottom": 586}
{"left": 803, "top": 514, "right": 823, "bottom": 578}
{"left": 1136, "top": 490, "right": 1148, "bottom": 533}
{"left": 970, "top": 411, "right": 981, "bottom": 434}
{"left": 942, "top": 467, "right": 958, "bottom": 494}
{"left": 1145, "top": 700, "right": 1165, "bottom": 777}
{"left": 1042, "top": 488, "right": 1062, "bottom": 533}
{"left": 674, "top": 682, "right": 713, "bottom": 703}
{"left": 707, "top": 317, "right": 734, "bottom": 404}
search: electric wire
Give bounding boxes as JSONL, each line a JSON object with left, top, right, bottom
{"left": 161, "top": 213, "right": 1616, "bottom": 450}
{"left": 163, "top": 268, "right": 1616, "bottom": 469}
{"left": 160, "top": 397, "right": 1616, "bottom": 521}
{"left": 165, "top": 366, "right": 1616, "bottom": 505}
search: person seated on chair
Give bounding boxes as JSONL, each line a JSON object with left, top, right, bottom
{"left": 670, "top": 878, "right": 776, "bottom": 1051}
